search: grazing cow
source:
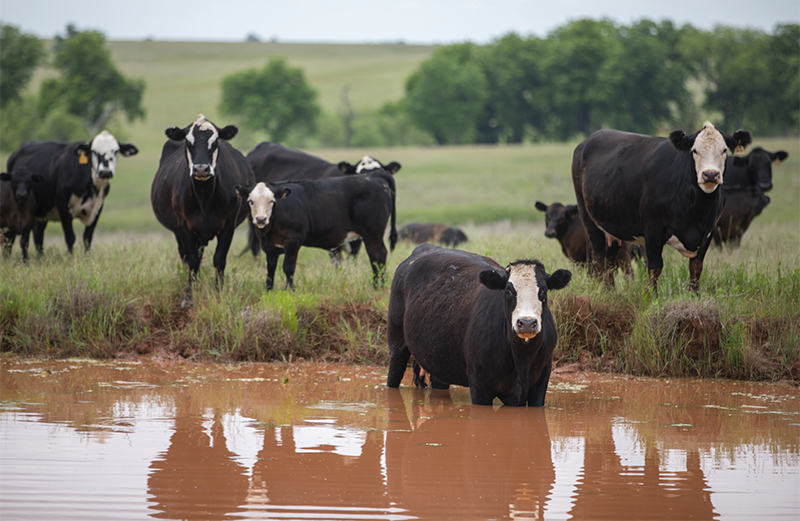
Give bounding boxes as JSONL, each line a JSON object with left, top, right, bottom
{"left": 723, "top": 147, "right": 787, "bottom": 192}
{"left": 245, "top": 143, "right": 401, "bottom": 257}
{"left": 713, "top": 187, "right": 770, "bottom": 247}
{"left": 571, "top": 121, "right": 752, "bottom": 293}
{"left": 386, "top": 244, "right": 572, "bottom": 406}
{"left": 151, "top": 115, "right": 255, "bottom": 306}
{"left": 398, "top": 222, "right": 468, "bottom": 248}
{"left": 5, "top": 131, "right": 138, "bottom": 254}
{"left": 235, "top": 170, "right": 397, "bottom": 291}
{"left": 534, "top": 200, "right": 637, "bottom": 275}
{"left": 0, "top": 168, "right": 44, "bottom": 262}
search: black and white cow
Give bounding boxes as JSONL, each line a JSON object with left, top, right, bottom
{"left": 397, "top": 222, "right": 468, "bottom": 248}
{"left": 386, "top": 244, "right": 571, "bottom": 406}
{"left": 235, "top": 170, "right": 397, "bottom": 291}
{"left": 0, "top": 168, "right": 44, "bottom": 262}
{"left": 571, "top": 121, "right": 752, "bottom": 293}
{"left": 5, "top": 131, "right": 138, "bottom": 254}
{"left": 244, "top": 143, "right": 401, "bottom": 258}
{"left": 151, "top": 115, "right": 255, "bottom": 306}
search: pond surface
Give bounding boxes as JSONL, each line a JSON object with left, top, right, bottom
{"left": 1, "top": 358, "right": 798, "bottom": 520}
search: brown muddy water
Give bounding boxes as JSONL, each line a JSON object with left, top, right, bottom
{"left": 0, "top": 358, "right": 798, "bottom": 521}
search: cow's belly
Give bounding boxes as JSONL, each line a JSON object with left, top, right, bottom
{"left": 69, "top": 192, "right": 105, "bottom": 226}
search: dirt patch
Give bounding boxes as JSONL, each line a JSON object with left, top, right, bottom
{"left": 553, "top": 294, "right": 634, "bottom": 357}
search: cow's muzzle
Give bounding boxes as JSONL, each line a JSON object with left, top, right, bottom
{"left": 544, "top": 229, "right": 557, "bottom": 239}
{"left": 255, "top": 216, "right": 268, "bottom": 228}
{"left": 702, "top": 171, "right": 721, "bottom": 184}
{"left": 515, "top": 316, "right": 540, "bottom": 342}
{"left": 98, "top": 170, "right": 114, "bottom": 179}
{"left": 192, "top": 164, "right": 213, "bottom": 181}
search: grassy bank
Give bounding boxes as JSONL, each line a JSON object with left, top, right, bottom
{"left": 1, "top": 218, "right": 798, "bottom": 381}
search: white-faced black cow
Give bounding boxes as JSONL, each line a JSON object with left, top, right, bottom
{"left": 386, "top": 244, "right": 571, "bottom": 406}
{"left": 571, "top": 121, "right": 752, "bottom": 293}
{"left": 244, "top": 143, "right": 401, "bottom": 258}
{"left": 397, "top": 222, "right": 468, "bottom": 248}
{"left": 5, "top": 131, "right": 138, "bottom": 254}
{"left": 151, "top": 115, "right": 255, "bottom": 306}
{"left": 711, "top": 147, "right": 787, "bottom": 247}
{"left": 534, "top": 200, "right": 637, "bottom": 276}
{"left": 235, "top": 169, "right": 397, "bottom": 291}
{"left": 1, "top": 168, "right": 44, "bottom": 262}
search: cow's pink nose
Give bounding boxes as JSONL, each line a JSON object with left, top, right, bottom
{"left": 702, "top": 171, "right": 721, "bottom": 183}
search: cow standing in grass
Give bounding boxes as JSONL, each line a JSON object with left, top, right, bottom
{"left": 5, "top": 131, "right": 138, "bottom": 255}
{"left": 151, "top": 115, "right": 255, "bottom": 307}
{"left": 571, "top": 122, "right": 751, "bottom": 294}
{"left": 1, "top": 168, "right": 44, "bottom": 262}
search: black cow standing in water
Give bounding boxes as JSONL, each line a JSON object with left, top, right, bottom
{"left": 571, "top": 121, "right": 751, "bottom": 294}
{"left": 387, "top": 244, "right": 571, "bottom": 406}
{"left": 151, "top": 115, "right": 255, "bottom": 307}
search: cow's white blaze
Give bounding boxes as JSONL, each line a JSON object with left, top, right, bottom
{"left": 692, "top": 121, "right": 728, "bottom": 194}
{"left": 185, "top": 114, "right": 220, "bottom": 178}
{"left": 355, "top": 156, "right": 382, "bottom": 173}
{"left": 508, "top": 264, "right": 544, "bottom": 341}
{"left": 247, "top": 182, "right": 276, "bottom": 228}
{"left": 90, "top": 130, "right": 121, "bottom": 183}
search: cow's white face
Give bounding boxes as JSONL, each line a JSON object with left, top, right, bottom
{"left": 355, "top": 156, "right": 383, "bottom": 173}
{"left": 507, "top": 262, "right": 546, "bottom": 342}
{"left": 90, "top": 130, "right": 121, "bottom": 183}
{"left": 185, "top": 115, "right": 220, "bottom": 180}
{"left": 246, "top": 182, "right": 277, "bottom": 229}
{"left": 692, "top": 122, "right": 728, "bottom": 194}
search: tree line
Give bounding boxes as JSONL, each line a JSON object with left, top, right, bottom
{"left": 1, "top": 19, "right": 797, "bottom": 152}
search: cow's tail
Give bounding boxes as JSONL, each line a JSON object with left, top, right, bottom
{"left": 385, "top": 172, "right": 398, "bottom": 251}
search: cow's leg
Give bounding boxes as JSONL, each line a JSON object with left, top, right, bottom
{"left": 82, "top": 205, "right": 102, "bottom": 252}
{"left": 643, "top": 234, "right": 666, "bottom": 296}
{"left": 347, "top": 239, "right": 362, "bottom": 260}
{"left": 32, "top": 221, "right": 46, "bottom": 254}
{"left": 363, "top": 237, "right": 388, "bottom": 288}
{"left": 469, "top": 383, "right": 496, "bottom": 406}
{"left": 386, "top": 344, "right": 411, "bottom": 388}
{"left": 1, "top": 231, "right": 15, "bottom": 259}
{"left": 282, "top": 241, "right": 301, "bottom": 291}
{"left": 527, "top": 361, "right": 553, "bottom": 407}
{"left": 57, "top": 206, "right": 76, "bottom": 254}
{"left": 212, "top": 225, "right": 236, "bottom": 290}
{"left": 688, "top": 240, "right": 712, "bottom": 294}
{"left": 176, "top": 232, "right": 202, "bottom": 308}
{"left": 265, "top": 251, "right": 280, "bottom": 291}
{"left": 386, "top": 294, "right": 409, "bottom": 388}
{"left": 19, "top": 227, "right": 32, "bottom": 263}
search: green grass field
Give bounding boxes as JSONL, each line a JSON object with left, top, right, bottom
{"left": 2, "top": 41, "right": 798, "bottom": 380}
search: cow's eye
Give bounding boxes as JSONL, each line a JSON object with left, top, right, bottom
{"left": 247, "top": 198, "right": 253, "bottom": 205}
{"left": 691, "top": 149, "right": 697, "bottom": 155}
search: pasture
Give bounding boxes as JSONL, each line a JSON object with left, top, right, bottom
{"left": 2, "top": 41, "right": 798, "bottom": 380}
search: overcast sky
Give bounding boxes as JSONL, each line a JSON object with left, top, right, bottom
{"left": 2, "top": 0, "right": 798, "bottom": 44}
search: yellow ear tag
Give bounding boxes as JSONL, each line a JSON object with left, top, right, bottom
{"left": 79, "top": 151, "right": 89, "bottom": 164}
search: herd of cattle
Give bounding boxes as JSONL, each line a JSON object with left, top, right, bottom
{"left": 1, "top": 115, "right": 788, "bottom": 406}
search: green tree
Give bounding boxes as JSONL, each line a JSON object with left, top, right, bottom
{"left": 597, "top": 20, "right": 692, "bottom": 134}
{"left": 764, "top": 24, "right": 799, "bottom": 134}
{"left": 0, "top": 24, "right": 46, "bottom": 109}
{"left": 219, "top": 58, "right": 320, "bottom": 144}
{"left": 39, "top": 24, "right": 145, "bottom": 136}
{"left": 404, "top": 43, "right": 488, "bottom": 144}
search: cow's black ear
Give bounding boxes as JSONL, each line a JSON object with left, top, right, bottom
{"left": 384, "top": 161, "right": 401, "bottom": 174}
{"left": 535, "top": 201, "right": 548, "bottom": 212}
{"left": 724, "top": 129, "right": 752, "bottom": 153}
{"left": 275, "top": 187, "right": 292, "bottom": 199}
{"left": 669, "top": 130, "right": 693, "bottom": 152}
{"left": 732, "top": 155, "right": 748, "bottom": 167}
{"left": 0, "top": 173, "right": 11, "bottom": 182}
{"left": 75, "top": 143, "right": 91, "bottom": 155}
{"left": 165, "top": 127, "right": 186, "bottom": 141}
{"left": 234, "top": 185, "right": 249, "bottom": 198}
{"left": 546, "top": 269, "right": 572, "bottom": 291}
{"left": 119, "top": 143, "right": 138, "bottom": 157}
{"left": 479, "top": 269, "right": 509, "bottom": 290}
{"left": 566, "top": 205, "right": 580, "bottom": 219}
{"left": 219, "top": 125, "right": 238, "bottom": 140}
{"left": 772, "top": 151, "right": 788, "bottom": 164}
{"left": 338, "top": 161, "right": 356, "bottom": 174}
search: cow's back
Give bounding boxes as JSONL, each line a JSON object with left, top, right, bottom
{"left": 389, "top": 245, "right": 502, "bottom": 386}
{"left": 247, "top": 142, "right": 339, "bottom": 183}
{"left": 8, "top": 141, "right": 75, "bottom": 218}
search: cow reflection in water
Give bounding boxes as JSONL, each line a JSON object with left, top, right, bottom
{"left": 384, "top": 389, "right": 556, "bottom": 520}
{"left": 147, "top": 399, "right": 249, "bottom": 520}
